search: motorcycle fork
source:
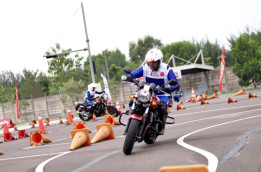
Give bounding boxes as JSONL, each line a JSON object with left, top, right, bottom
{"left": 137, "top": 107, "right": 149, "bottom": 142}
{"left": 123, "top": 101, "right": 136, "bottom": 135}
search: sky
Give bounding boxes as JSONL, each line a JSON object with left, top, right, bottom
{"left": 0, "top": 0, "right": 261, "bottom": 75}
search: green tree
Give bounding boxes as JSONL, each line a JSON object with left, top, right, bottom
{"left": 231, "top": 33, "right": 261, "bottom": 88}
{"left": 161, "top": 41, "right": 197, "bottom": 66}
{"left": 109, "top": 64, "right": 124, "bottom": 81}
{"left": 129, "top": 35, "right": 162, "bottom": 63}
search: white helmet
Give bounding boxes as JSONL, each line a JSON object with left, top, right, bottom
{"left": 89, "top": 83, "right": 97, "bottom": 91}
{"left": 145, "top": 48, "right": 163, "bottom": 63}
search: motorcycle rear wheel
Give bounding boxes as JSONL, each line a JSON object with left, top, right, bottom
{"left": 123, "top": 119, "right": 140, "bottom": 155}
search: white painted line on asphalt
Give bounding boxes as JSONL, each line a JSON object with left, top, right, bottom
{"left": 53, "top": 137, "right": 71, "bottom": 142}
{"left": 0, "top": 151, "right": 69, "bottom": 161}
{"left": 35, "top": 151, "right": 71, "bottom": 172}
{"left": 173, "top": 103, "right": 261, "bottom": 117}
{"left": 177, "top": 114, "right": 261, "bottom": 172}
{"left": 23, "top": 142, "right": 71, "bottom": 150}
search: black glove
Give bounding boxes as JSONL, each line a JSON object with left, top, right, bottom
{"left": 164, "top": 87, "right": 171, "bottom": 93}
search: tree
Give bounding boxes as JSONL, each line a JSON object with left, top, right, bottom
{"left": 231, "top": 33, "right": 261, "bottom": 88}
{"left": 129, "top": 35, "right": 162, "bottom": 63}
{"left": 109, "top": 64, "right": 124, "bottom": 81}
{"left": 161, "top": 41, "right": 197, "bottom": 66}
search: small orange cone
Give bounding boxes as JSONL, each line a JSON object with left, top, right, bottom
{"left": 42, "top": 135, "right": 52, "bottom": 143}
{"left": 18, "top": 130, "right": 29, "bottom": 139}
{"left": 249, "top": 93, "right": 258, "bottom": 98}
{"left": 3, "top": 123, "right": 10, "bottom": 134}
{"left": 0, "top": 150, "right": 3, "bottom": 155}
{"left": 179, "top": 98, "right": 183, "bottom": 104}
{"left": 177, "top": 105, "right": 186, "bottom": 110}
{"left": 30, "top": 131, "right": 44, "bottom": 146}
{"left": 30, "top": 120, "right": 36, "bottom": 128}
{"left": 228, "top": 97, "right": 238, "bottom": 103}
{"left": 201, "top": 100, "right": 209, "bottom": 105}
{"left": 70, "top": 128, "right": 91, "bottom": 151}
{"left": 65, "top": 117, "right": 70, "bottom": 125}
{"left": 160, "top": 164, "right": 208, "bottom": 172}
{"left": 38, "top": 113, "right": 48, "bottom": 134}
{"left": 4, "top": 133, "right": 12, "bottom": 142}
{"left": 45, "top": 118, "right": 50, "bottom": 126}
{"left": 202, "top": 93, "right": 208, "bottom": 100}
{"left": 67, "top": 108, "right": 74, "bottom": 123}
{"left": 213, "top": 92, "right": 219, "bottom": 98}
{"left": 115, "top": 99, "right": 122, "bottom": 116}
{"left": 74, "top": 122, "right": 92, "bottom": 133}
{"left": 104, "top": 115, "right": 115, "bottom": 126}
{"left": 196, "top": 95, "right": 203, "bottom": 102}
{"left": 59, "top": 116, "right": 63, "bottom": 124}
{"left": 92, "top": 113, "right": 97, "bottom": 122}
{"left": 233, "top": 89, "right": 246, "bottom": 96}
{"left": 91, "top": 123, "right": 115, "bottom": 144}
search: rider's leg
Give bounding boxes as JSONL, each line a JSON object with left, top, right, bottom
{"left": 158, "top": 101, "right": 167, "bottom": 135}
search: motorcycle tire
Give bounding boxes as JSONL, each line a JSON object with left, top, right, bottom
{"left": 123, "top": 119, "right": 140, "bottom": 155}
{"left": 78, "top": 111, "right": 92, "bottom": 121}
{"left": 108, "top": 106, "right": 119, "bottom": 117}
{"left": 144, "top": 133, "right": 157, "bottom": 144}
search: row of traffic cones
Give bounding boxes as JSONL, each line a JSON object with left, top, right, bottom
{"left": 69, "top": 115, "right": 121, "bottom": 151}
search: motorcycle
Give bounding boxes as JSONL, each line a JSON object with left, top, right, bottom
{"left": 121, "top": 67, "right": 176, "bottom": 155}
{"left": 74, "top": 93, "right": 119, "bottom": 121}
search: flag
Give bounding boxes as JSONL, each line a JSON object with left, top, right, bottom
{"left": 101, "top": 70, "right": 112, "bottom": 102}
{"left": 219, "top": 49, "right": 225, "bottom": 92}
{"left": 15, "top": 83, "right": 20, "bottom": 119}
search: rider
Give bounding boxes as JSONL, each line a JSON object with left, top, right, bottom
{"left": 126, "top": 48, "right": 180, "bottom": 135}
{"left": 84, "top": 83, "right": 105, "bottom": 113}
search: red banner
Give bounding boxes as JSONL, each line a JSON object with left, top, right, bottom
{"left": 15, "top": 83, "right": 20, "bottom": 119}
{"left": 219, "top": 49, "right": 225, "bottom": 91}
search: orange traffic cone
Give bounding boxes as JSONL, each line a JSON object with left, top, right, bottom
{"left": 115, "top": 99, "right": 122, "bottom": 116}
{"left": 18, "top": 130, "right": 29, "bottom": 139}
{"left": 159, "top": 164, "right": 208, "bottom": 172}
{"left": 30, "top": 120, "right": 36, "bottom": 128}
{"left": 74, "top": 122, "right": 92, "bottom": 133}
{"left": 233, "top": 89, "right": 246, "bottom": 96}
{"left": 3, "top": 123, "right": 9, "bottom": 134}
{"left": 228, "top": 97, "right": 238, "bottom": 103}
{"left": 202, "top": 93, "right": 208, "bottom": 100}
{"left": 4, "top": 133, "right": 12, "bottom": 142}
{"left": 67, "top": 108, "right": 74, "bottom": 123}
{"left": 59, "top": 116, "right": 63, "bottom": 124}
{"left": 0, "top": 150, "right": 3, "bottom": 155}
{"left": 42, "top": 135, "right": 52, "bottom": 143}
{"left": 45, "top": 118, "right": 50, "bottom": 126}
{"left": 177, "top": 105, "right": 186, "bottom": 110}
{"left": 104, "top": 115, "right": 115, "bottom": 126}
{"left": 213, "top": 92, "right": 219, "bottom": 98}
{"left": 70, "top": 128, "right": 91, "bottom": 151}
{"left": 38, "top": 113, "right": 48, "bottom": 134}
{"left": 30, "top": 131, "right": 43, "bottom": 146}
{"left": 201, "top": 100, "right": 209, "bottom": 105}
{"left": 65, "top": 117, "right": 70, "bottom": 125}
{"left": 249, "top": 93, "right": 258, "bottom": 98}
{"left": 196, "top": 95, "right": 203, "bottom": 102}
{"left": 91, "top": 123, "right": 115, "bottom": 144}
{"left": 179, "top": 98, "right": 183, "bottom": 104}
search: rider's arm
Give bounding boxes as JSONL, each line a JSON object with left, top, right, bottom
{"left": 95, "top": 91, "right": 105, "bottom": 94}
{"left": 126, "top": 66, "right": 143, "bottom": 79}
{"left": 167, "top": 69, "right": 179, "bottom": 92}
{"left": 87, "top": 91, "right": 95, "bottom": 101}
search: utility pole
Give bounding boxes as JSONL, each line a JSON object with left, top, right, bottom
{"left": 104, "top": 52, "right": 110, "bottom": 80}
{"left": 81, "top": 2, "right": 95, "bottom": 83}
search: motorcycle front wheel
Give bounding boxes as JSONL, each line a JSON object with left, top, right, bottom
{"left": 78, "top": 110, "right": 92, "bottom": 121}
{"left": 108, "top": 106, "right": 119, "bottom": 117}
{"left": 123, "top": 119, "right": 140, "bottom": 155}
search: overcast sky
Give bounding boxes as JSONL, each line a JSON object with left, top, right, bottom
{"left": 0, "top": 0, "right": 260, "bottom": 74}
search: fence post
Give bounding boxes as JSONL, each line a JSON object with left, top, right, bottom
{"left": 1, "top": 103, "right": 5, "bottom": 119}
{"left": 121, "top": 83, "right": 126, "bottom": 104}
{"left": 45, "top": 92, "right": 50, "bottom": 117}
{"left": 31, "top": 95, "right": 36, "bottom": 119}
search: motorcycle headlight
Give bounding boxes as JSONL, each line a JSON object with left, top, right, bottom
{"left": 137, "top": 89, "right": 151, "bottom": 103}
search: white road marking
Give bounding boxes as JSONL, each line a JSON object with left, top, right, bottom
{"left": 35, "top": 151, "right": 71, "bottom": 172}
{"left": 0, "top": 151, "right": 69, "bottom": 161}
{"left": 177, "top": 114, "right": 261, "bottom": 172}
{"left": 23, "top": 142, "right": 71, "bottom": 150}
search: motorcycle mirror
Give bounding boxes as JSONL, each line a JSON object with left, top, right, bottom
{"left": 149, "top": 83, "right": 156, "bottom": 91}
{"left": 168, "top": 80, "right": 177, "bottom": 85}
{"left": 123, "top": 67, "right": 132, "bottom": 74}
{"left": 138, "top": 80, "right": 146, "bottom": 88}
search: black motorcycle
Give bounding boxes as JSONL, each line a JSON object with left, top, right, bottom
{"left": 121, "top": 67, "right": 176, "bottom": 155}
{"left": 74, "top": 93, "right": 119, "bottom": 121}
